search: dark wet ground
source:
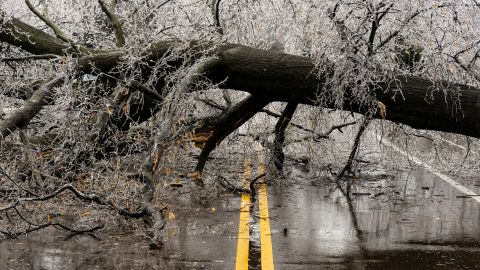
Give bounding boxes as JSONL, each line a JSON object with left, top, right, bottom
{"left": 1, "top": 166, "right": 480, "bottom": 269}
{"left": 269, "top": 167, "right": 480, "bottom": 269}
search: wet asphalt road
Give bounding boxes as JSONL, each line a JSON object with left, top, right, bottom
{"left": 163, "top": 166, "right": 480, "bottom": 269}
{"left": 268, "top": 167, "right": 480, "bottom": 269}
{"left": 1, "top": 166, "right": 480, "bottom": 269}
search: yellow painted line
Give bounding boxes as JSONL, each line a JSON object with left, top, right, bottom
{"left": 257, "top": 152, "right": 274, "bottom": 269}
{"left": 236, "top": 157, "right": 251, "bottom": 270}
{"left": 235, "top": 193, "right": 250, "bottom": 270}
{"left": 259, "top": 183, "right": 274, "bottom": 270}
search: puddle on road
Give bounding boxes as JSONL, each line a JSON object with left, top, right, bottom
{"left": 269, "top": 166, "right": 480, "bottom": 269}
{"left": 0, "top": 192, "right": 242, "bottom": 270}
{"left": 1, "top": 166, "right": 480, "bottom": 269}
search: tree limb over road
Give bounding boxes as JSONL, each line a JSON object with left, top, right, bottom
{"left": 1, "top": 14, "right": 479, "bottom": 139}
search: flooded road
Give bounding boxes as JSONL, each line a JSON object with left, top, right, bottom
{"left": 269, "top": 167, "right": 480, "bottom": 269}
{"left": 1, "top": 166, "right": 480, "bottom": 269}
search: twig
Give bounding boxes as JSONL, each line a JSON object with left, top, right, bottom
{"left": 249, "top": 173, "right": 267, "bottom": 197}
{"left": 1, "top": 54, "right": 58, "bottom": 62}
{"left": 216, "top": 175, "right": 249, "bottom": 194}
{"left": 0, "top": 222, "right": 103, "bottom": 238}
{"left": 144, "top": 0, "right": 173, "bottom": 23}
{"left": 0, "top": 183, "right": 153, "bottom": 219}
{"left": 0, "top": 165, "right": 38, "bottom": 197}
{"left": 213, "top": 0, "right": 224, "bottom": 35}
{"left": 216, "top": 173, "right": 266, "bottom": 195}
{"left": 313, "top": 121, "right": 357, "bottom": 141}
{"left": 448, "top": 53, "right": 480, "bottom": 82}
{"left": 374, "top": 8, "right": 425, "bottom": 52}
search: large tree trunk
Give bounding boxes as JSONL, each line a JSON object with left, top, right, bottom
{"left": 78, "top": 44, "right": 480, "bottom": 139}
{"left": 2, "top": 15, "right": 480, "bottom": 139}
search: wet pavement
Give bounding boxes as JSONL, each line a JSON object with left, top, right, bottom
{"left": 1, "top": 166, "right": 480, "bottom": 269}
{"left": 269, "top": 167, "right": 480, "bottom": 269}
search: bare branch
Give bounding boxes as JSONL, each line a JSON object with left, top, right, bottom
{"left": 336, "top": 117, "right": 371, "bottom": 182}
{"left": 98, "top": 0, "right": 126, "bottom": 47}
{"left": 0, "top": 182, "right": 158, "bottom": 220}
{"left": 127, "top": 80, "right": 163, "bottom": 101}
{"left": 374, "top": 9, "right": 424, "bottom": 52}
{"left": 0, "top": 166, "right": 38, "bottom": 197}
{"left": 448, "top": 54, "right": 480, "bottom": 82}
{"left": 367, "top": 4, "right": 393, "bottom": 56}
{"left": 24, "top": 0, "right": 80, "bottom": 53}
{"left": 198, "top": 98, "right": 356, "bottom": 140}
{"left": 314, "top": 121, "right": 358, "bottom": 141}
{"left": 213, "top": 0, "right": 224, "bottom": 35}
{"left": 0, "top": 54, "right": 59, "bottom": 62}
{"left": 0, "top": 77, "right": 64, "bottom": 140}
{"left": 1, "top": 221, "right": 103, "bottom": 238}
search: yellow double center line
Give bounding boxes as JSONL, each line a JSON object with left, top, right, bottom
{"left": 236, "top": 154, "right": 274, "bottom": 270}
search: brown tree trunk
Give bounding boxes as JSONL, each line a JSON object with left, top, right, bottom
{"left": 195, "top": 95, "right": 269, "bottom": 173}
{"left": 272, "top": 102, "right": 298, "bottom": 171}
{"left": 78, "top": 43, "right": 480, "bottom": 139}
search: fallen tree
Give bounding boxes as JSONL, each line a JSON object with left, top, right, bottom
{"left": 1, "top": 16, "right": 479, "bottom": 178}
{"left": 2, "top": 14, "right": 479, "bottom": 142}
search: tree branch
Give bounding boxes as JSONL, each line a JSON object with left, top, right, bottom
{"left": 127, "top": 80, "right": 163, "bottom": 101}
{"left": 0, "top": 77, "right": 64, "bottom": 140}
{"left": 314, "top": 121, "right": 358, "bottom": 141}
{"left": 367, "top": 4, "right": 393, "bottom": 56}
{"left": 0, "top": 166, "right": 38, "bottom": 197}
{"left": 198, "top": 97, "right": 356, "bottom": 140}
{"left": 24, "top": 0, "right": 80, "bottom": 53}
{"left": 213, "top": 0, "right": 224, "bottom": 35}
{"left": 98, "top": 0, "right": 126, "bottom": 47}
{"left": 272, "top": 102, "right": 298, "bottom": 170}
{"left": 0, "top": 14, "right": 69, "bottom": 55}
{"left": 1, "top": 221, "right": 104, "bottom": 238}
{"left": 336, "top": 117, "right": 371, "bottom": 182}
{"left": 375, "top": 8, "right": 424, "bottom": 52}
{"left": 1, "top": 54, "right": 58, "bottom": 62}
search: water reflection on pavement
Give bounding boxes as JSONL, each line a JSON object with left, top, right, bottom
{"left": 1, "top": 167, "right": 480, "bottom": 269}
{"left": 269, "top": 167, "right": 480, "bottom": 269}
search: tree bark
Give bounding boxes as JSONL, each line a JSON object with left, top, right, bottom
{"left": 0, "top": 15, "right": 69, "bottom": 55}
{"left": 0, "top": 78, "right": 64, "bottom": 140}
{"left": 272, "top": 102, "right": 298, "bottom": 171}
{"left": 2, "top": 15, "right": 480, "bottom": 138}
{"left": 77, "top": 43, "right": 480, "bottom": 139}
{"left": 195, "top": 95, "right": 269, "bottom": 173}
